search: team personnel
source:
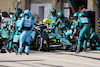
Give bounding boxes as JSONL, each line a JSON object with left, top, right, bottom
{"left": 76, "top": 13, "right": 91, "bottom": 53}
{"left": 48, "top": 8, "right": 58, "bottom": 31}
{"left": 18, "top": 10, "right": 34, "bottom": 55}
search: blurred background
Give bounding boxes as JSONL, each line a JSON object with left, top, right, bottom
{"left": 0, "top": 0, "right": 100, "bottom": 33}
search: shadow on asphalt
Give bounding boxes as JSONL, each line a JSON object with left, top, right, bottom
{"left": 0, "top": 65, "right": 10, "bottom": 67}
{"left": 48, "top": 50, "right": 100, "bottom": 61}
{"left": 86, "top": 50, "right": 100, "bottom": 54}
{"left": 30, "top": 50, "right": 100, "bottom": 61}
{"left": 17, "top": 62, "right": 64, "bottom": 67}
{"left": 0, "top": 58, "right": 64, "bottom": 67}
{"left": 0, "top": 60, "right": 44, "bottom": 62}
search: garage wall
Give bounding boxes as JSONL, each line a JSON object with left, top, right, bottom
{"left": 0, "top": 2, "right": 14, "bottom": 12}
{"left": 0, "top": 0, "right": 27, "bottom": 13}
{"left": 87, "top": 0, "right": 99, "bottom": 33}
{"left": 30, "top": 3, "right": 52, "bottom": 21}
{"left": 0, "top": 0, "right": 18, "bottom": 12}
{"left": 44, "top": 3, "right": 52, "bottom": 18}
{"left": 93, "top": 1, "right": 99, "bottom": 33}
{"left": 30, "top": 4, "right": 44, "bottom": 15}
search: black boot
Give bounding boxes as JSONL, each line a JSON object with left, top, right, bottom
{"left": 26, "top": 53, "right": 29, "bottom": 55}
{"left": 1, "top": 49, "right": 6, "bottom": 53}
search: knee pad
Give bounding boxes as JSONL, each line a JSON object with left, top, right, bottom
{"left": 22, "top": 43, "right": 25, "bottom": 47}
{"left": 25, "top": 42, "right": 29, "bottom": 46}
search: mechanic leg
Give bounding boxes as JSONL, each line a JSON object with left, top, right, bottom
{"left": 76, "top": 39, "right": 82, "bottom": 53}
{"left": 82, "top": 40, "right": 87, "bottom": 51}
{"left": 7, "top": 43, "right": 9, "bottom": 48}
{"left": 55, "top": 27, "right": 58, "bottom": 36}
{"left": 25, "top": 34, "right": 31, "bottom": 53}
{"left": 9, "top": 42, "right": 12, "bottom": 49}
{"left": 3, "top": 42, "right": 8, "bottom": 48}
{"left": 76, "top": 27, "right": 86, "bottom": 53}
{"left": 83, "top": 26, "right": 90, "bottom": 51}
{"left": 77, "top": 26, "right": 86, "bottom": 50}
{"left": 77, "top": 38, "right": 83, "bottom": 49}
{"left": 83, "top": 40, "right": 87, "bottom": 49}
{"left": 18, "top": 32, "right": 26, "bottom": 53}
{"left": 18, "top": 43, "right": 25, "bottom": 53}
{"left": 25, "top": 42, "right": 30, "bottom": 53}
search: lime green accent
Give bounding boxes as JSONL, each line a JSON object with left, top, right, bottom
{"left": 43, "top": 18, "right": 51, "bottom": 24}
{"left": 49, "top": 36, "right": 53, "bottom": 39}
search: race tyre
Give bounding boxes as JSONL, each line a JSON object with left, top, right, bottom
{"left": 36, "top": 34, "right": 49, "bottom": 51}
{"left": 36, "top": 35, "right": 43, "bottom": 51}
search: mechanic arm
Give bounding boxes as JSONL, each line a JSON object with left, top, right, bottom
{"left": 20, "top": 18, "right": 24, "bottom": 29}
{"left": 31, "top": 19, "right": 34, "bottom": 29}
